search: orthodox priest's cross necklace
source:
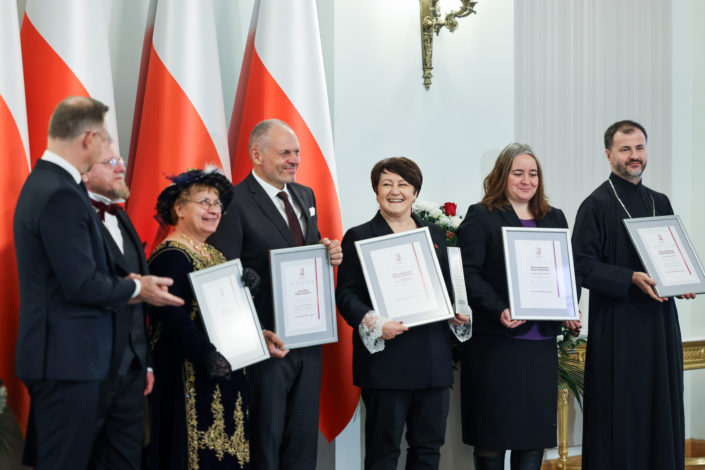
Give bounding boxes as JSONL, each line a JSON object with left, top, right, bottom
{"left": 608, "top": 178, "right": 656, "bottom": 219}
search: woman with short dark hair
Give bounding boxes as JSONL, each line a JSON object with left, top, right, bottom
{"left": 456, "top": 144, "right": 580, "bottom": 470}
{"left": 336, "top": 157, "right": 470, "bottom": 470}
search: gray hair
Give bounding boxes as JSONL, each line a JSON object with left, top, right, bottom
{"left": 248, "top": 119, "right": 293, "bottom": 151}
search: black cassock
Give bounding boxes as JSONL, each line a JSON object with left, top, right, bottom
{"left": 572, "top": 173, "right": 684, "bottom": 470}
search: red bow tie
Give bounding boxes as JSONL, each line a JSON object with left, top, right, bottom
{"left": 91, "top": 200, "right": 123, "bottom": 221}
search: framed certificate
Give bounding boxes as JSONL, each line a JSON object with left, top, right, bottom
{"left": 623, "top": 215, "right": 705, "bottom": 297}
{"left": 502, "top": 227, "right": 580, "bottom": 321}
{"left": 189, "top": 259, "right": 270, "bottom": 371}
{"left": 270, "top": 244, "right": 338, "bottom": 349}
{"left": 354, "top": 227, "right": 455, "bottom": 327}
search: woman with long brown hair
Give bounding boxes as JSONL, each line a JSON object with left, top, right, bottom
{"left": 456, "top": 143, "right": 580, "bottom": 470}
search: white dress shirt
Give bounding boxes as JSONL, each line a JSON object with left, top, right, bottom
{"left": 41, "top": 150, "right": 82, "bottom": 183}
{"left": 251, "top": 170, "right": 308, "bottom": 235}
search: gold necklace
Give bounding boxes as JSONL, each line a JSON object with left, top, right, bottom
{"left": 178, "top": 232, "right": 209, "bottom": 258}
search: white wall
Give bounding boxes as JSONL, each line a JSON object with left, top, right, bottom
{"left": 333, "top": 0, "right": 515, "bottom": 232}
{"left": 672, "top": 0, "right": 705, "bottom": 442}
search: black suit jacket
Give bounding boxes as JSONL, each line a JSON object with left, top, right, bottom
{"left": 335, "top": 212, "right": 454, "bottom": 390}
{"left": 98, "top": 209, "right": 150, "bottom": 374}
{"left": 455, "top": 203, "right": 568, "bottom": 337}
{"left": 208, "top": 173, "right": 321, "bottom": 330}
{"left": 14, "top": 160, "right": 135, "bottom": 381}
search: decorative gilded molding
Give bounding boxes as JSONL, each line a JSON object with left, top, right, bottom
{"left": 557, "top": 341, "right": 703, "bottom": 370}
{"left": 684, "top": 340, "right": 705, "bottom": 370}
{"left": 419, "top": 0, "right": 478, "bottom": 89}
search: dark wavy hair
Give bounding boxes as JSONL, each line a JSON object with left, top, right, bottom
{"left": 370, "top": 157, "right": 422, "bottom": 195}
{"left": 480, "top": 143, "right": 550, "bottom": 219}
{"left": 604, "top": 120, "right": 648, "bottom": 150}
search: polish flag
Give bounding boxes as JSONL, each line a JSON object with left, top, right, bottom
{"left": 126, "top": 0, "right": 230, "bottom": 254}
{"left": 1, "top": 0, "right": 31, "bottom": 432}
{"left": 125, "top": 0, "right": 156, "bottom": 184}
{"left": 231, "top": 0, "right": 359, "bottom": 440}
{"left": 21, "top": 0, "right": 120, "bottom": 164}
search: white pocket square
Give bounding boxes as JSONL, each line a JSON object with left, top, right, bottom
{"left": 309, "top": 207, "right": 316, "bottom": 217}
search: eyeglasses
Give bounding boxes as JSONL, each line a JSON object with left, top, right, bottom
{"left": 182, "top": 198, "right": 224, "bottom": 211}
{"left": 96, "top": 157, "right": 124, "bottom": 169}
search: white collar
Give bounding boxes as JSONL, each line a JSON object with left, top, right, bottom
{"left": 88, "top": 191, "right": 125, "bottom": 205}
{"left": 41, "top": 150, "right": 82, "bottom": 184}
{"left": 251, "top": 170, "right": 292, "bottom": 200}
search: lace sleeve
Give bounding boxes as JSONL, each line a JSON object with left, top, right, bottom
{"left": 449, "top": 317, "right": 472, "bottom": 342}
{"left": 358, "top": 310, "right": 386, "bottom": 354}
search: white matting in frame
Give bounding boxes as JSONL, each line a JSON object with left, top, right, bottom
{"left": 502, "top": 227, "right": 580, "bottom": 321}
{"left": 623, "top": 215, "right": 705, "bottom": 297}
{"left": 188, "top": 259, "right": 270, "bottom": 371}
{"left": 354, "top": 227, "right": 455, "bottom": 328}
{"left": 270, "top": 244, "right": 338, "bottom": 349}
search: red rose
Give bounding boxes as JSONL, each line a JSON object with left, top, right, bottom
{"left": 443, "top": 202, "right": 457, "bottom": 216}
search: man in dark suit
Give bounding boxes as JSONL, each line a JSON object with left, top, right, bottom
{"left": 82, "top": 137, "right": 152, "bottom": 469}
{"left": 209, "top": 119, "right": 342, "bottom": 470}
{"left": 14, "top": 96, "right": 183, "bottom": 470}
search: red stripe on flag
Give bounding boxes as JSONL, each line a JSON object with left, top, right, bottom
{"left": 126, "top": 22, "right": 155, "bottom": 186}
{"left": 0, "top": 94, "right": 30, "bottom": 432}
{"left": 230, "top": 48, "right": 358, "bottom": 441}
{"left": 126, "top": 46, "right": 222, "bottom": 255}
{"left": 20, "top": 13, "right": 89, "bottom": 166}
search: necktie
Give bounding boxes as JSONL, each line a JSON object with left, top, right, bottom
{"left": 277, "top": 191, "right": 305, "bottom": 246}
{"left": 91, "top": 199, "right": 123, "bottom": 221}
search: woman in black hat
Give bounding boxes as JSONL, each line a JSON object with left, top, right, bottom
{"left": 147, "top": 168, "right": 271, "bottom": 470}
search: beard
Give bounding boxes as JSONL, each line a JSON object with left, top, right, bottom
{"left": 614, "top": 159, "right": 646, "bottom": 181}
{"left": 107, "top": 181, "right": 130, "bottom": 201}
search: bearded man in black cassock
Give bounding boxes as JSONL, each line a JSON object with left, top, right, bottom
{"left": 572, "top": 120, "right": 694, "bottom": 470}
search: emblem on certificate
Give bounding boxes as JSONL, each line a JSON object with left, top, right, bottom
{"left": 502, "top": 227, "right": 580, "bottom": 321}
{"left": 623, "top": 215, "right": 705, "bottom": 297}
{"left": 189, "top": 259, "right": 271, "bottom": 370}
{"left": 354, "top": 227, "right": 455, "bottom": 327}
{"left": 270, "top": 244, "right": 338, "bottom": 349}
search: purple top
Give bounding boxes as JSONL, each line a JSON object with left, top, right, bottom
{"left": 514, "top": 219, "right": 553, "bottom": 341}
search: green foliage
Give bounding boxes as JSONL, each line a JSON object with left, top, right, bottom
{"left": 557, "top": 327, "right": 587, "bottom": 409}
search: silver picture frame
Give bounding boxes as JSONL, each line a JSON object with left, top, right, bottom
{"left": 354, "top": 227, "right": 454, "bottom": 328}
{"left": 502, "top": 227, "right": 580, "bottom": 321}
{"left": 623, "top": 215, "right": 705, "bottom": 297}
{"left": 270, "top": 244, "right": 338, "bottom": 349}
{"left": 188, "top": 259, "right": 270, "bottom": 371}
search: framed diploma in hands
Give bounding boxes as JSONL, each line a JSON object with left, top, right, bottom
{"left": 270, "top": 244, "right": 338, "bottom": 349}
{"left": 502, "top": 227, "right": 580, "bottom": 321}
{"left": 623, "top": 215, "right": 705, "bottom": 297}
{"left": 189, "top": 259, "right": 270, "bottom": 371}
{"left": 354, "top": 227, "right": 455, "bottom": 327}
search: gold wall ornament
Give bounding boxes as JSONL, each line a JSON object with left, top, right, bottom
{"left": 683, "top": 340, "right": 705, "bottom": 370}
{"left": 419, "top": 0, "right": 478, "bottom": 89}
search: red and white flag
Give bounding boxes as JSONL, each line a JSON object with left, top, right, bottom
{"left": 126, "top": 0, "right": 230, "bottom": 254}
{"left": 231, "top": 0, "right": 359, "bottom": 441}
{"left": 1, "top": 0, "right": 31, "bottom": 432}
{"left": 125, "top": 0, "right": 156, "bottom": 184}
{"left": 21, "top": 0, "right": 120, "bottom": 164}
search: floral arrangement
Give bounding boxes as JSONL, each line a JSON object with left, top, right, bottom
{"left": 557, "top": 326, "right": 587, "bottom": 408}
{"left": 412, "top": 200, "right": 464, "bottom": 246}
